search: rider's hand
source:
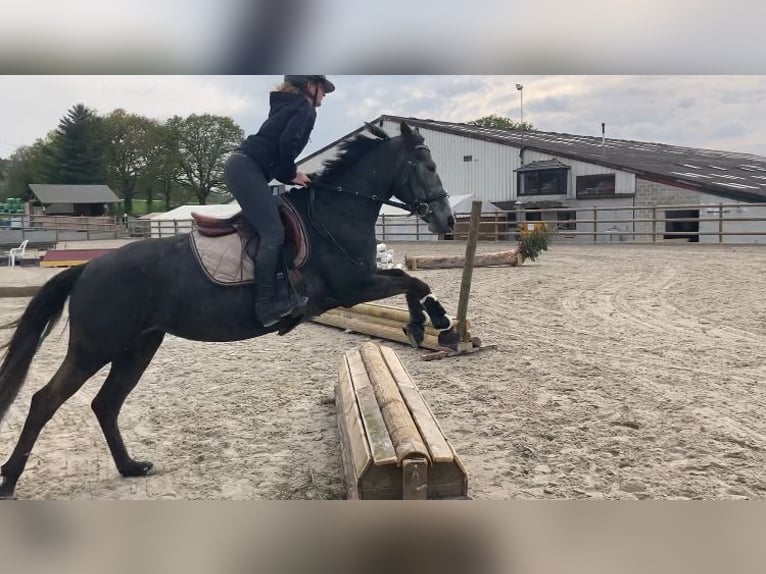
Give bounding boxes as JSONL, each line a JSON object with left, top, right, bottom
{"left": 291, "top": 172, "right": 311, "bottom": 186}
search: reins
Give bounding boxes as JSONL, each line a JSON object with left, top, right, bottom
{"left": 308, "top": 181, "right": 415, "bottom": 213}
{"left": 302, "top": 142, "right": 448, "bottom": 267}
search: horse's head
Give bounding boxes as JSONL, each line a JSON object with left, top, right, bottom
{"left": 391, "top": 122, "right": 455, "bottom": 235}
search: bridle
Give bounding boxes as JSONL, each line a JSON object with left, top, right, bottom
{"left": 308, "top": 144, "right": 448, "bottom": 217}
{"left": 393, "top": 144, "right": 449, "bottom": 217}
{"left": 304, "top": 143, "right": 449, "bottom": 266}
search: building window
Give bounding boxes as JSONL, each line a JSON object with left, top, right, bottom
{"left": 576, "top": 174, "right": 616, "bottom": 199}
{"left": 463, "top": 155, "right": 473, "bottom": 162}
{"left": 519, "top": 169, "right": 568, "bottom": 196}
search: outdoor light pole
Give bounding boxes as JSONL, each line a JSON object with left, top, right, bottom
{"left": 516, "top": 83, "right": 524, "bottom": 164}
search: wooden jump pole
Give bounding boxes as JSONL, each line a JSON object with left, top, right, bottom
{"left": 317, "top": 303, "right": 471, "bottom": 338}
{"left": 313, "top": 310, "right": 446, "bottom": 351}
{"left": 404, "top": 249, "right": 523, "bottom": 270}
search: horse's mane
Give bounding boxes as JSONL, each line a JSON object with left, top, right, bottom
{"left": 311, "top": 125, "right": 391, "bottom": 185}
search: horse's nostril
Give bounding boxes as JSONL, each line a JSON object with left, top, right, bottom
{"left": 448, "top": 215, "right": 455, "bottom": 229}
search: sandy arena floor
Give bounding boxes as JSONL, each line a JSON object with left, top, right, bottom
{"left": 0, "top": 240, "right": 765, "bottom": 500}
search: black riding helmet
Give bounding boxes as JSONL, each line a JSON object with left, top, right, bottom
{"left": 283, "top": 75, "right": 336, "bottom": 93}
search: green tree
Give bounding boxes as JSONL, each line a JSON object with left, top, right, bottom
{"left": 0, "top": 157, "right": 8, "bottom": 199}
{"left": 140, "top": 120, "right": 183, "bottom": 212}
{"left": 3, "top": 135, "right": 56, "bottom": 200}
{"left": 170, "top": 114, "right": 243, "bottom": 205}
{"left": 103, "top": 109, "right": 160, "bottom": 213}
{"left": 47, "top": 103, "right": 106, "bottom": 184}
{"left": 468, "top": 114, "right": 534, "bottom": 131}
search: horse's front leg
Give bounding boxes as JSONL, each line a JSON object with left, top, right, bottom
{"left": 341, "top": 269, "right": 455, "bottom": 348}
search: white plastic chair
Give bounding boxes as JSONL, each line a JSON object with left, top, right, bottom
{"left": 8, "top": 239, "right": 29, "bottom": 267}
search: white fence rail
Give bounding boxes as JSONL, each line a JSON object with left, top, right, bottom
{"left": 127, "top": 202, "right": 766, "bottom": 244}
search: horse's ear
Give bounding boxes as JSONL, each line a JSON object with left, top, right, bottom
{"left": 400, "top": 121, "right": 414, "bottom": 140}
{"left": 400, "top": 122, "right": 424, "bottom": 147}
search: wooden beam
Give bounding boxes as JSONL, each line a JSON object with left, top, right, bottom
{"left": 359, "top": 342, "right": 430, "bottom": 463}
{"left": 335, "top": 342, "right": 469, "bottom": 499}
{"left": 404, "top": 248, "right": 523, "bottom": 270}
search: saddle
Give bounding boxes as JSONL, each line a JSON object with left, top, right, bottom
{"left": 188, "top": 199, "right": 310, "bottom": 287}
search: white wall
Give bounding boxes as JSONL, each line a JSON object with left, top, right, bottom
{"left": 300, "top": 121, "right": 637, "bottom": 209}
{"left": 148, "top": 203, "right": 241, "bottom": 238}
{"left": 382, "top": 119, "right": 522, "bottom": 205}
{"left": 696, "top": 193, "right": 766, "bottom": 244}
{"left": 297, "top": 123, "right": 766, "bottom": 244}
{"left": 521, "top": 149, "right": 636, "bottom": 199}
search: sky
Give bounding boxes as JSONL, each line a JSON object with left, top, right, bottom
{"left": 2, "top": 2, "right": 765, "bottom": 161}
{"left": 1, "top": 75, "right": 766, "bottom": 163}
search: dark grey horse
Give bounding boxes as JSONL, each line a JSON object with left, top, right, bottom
{"left": 0, "top": 121, "right": 456, "bottom": 499}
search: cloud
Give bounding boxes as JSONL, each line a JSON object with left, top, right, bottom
{"left": 2, "top": 76, "right": 766, "bottom": 161}
{"left": 0, "top": 76, "right": 268, "bottom": 149}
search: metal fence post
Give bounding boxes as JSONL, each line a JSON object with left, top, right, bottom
{"left": 718, "top": 203, "right": 724, "bottom": 244}
{"left": 593, "top": 207, "right": 598, "bottom": 242}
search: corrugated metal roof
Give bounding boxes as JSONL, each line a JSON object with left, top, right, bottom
{"left": 362, "top": 116, "right": 766, "bottom": 202}
{"left": 29, "top": 184, "right": 121, "bottom": 204}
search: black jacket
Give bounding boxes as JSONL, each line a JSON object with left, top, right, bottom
{"left": 238, "top": 92, "right": 316, "bottom": 184}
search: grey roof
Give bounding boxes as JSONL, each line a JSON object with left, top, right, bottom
{"left": 515, "top": 159, "right": 570, "bottom": 173}
{"left": 374, "top": 116, "right": 766, "bottom": 203}
{"left": 29, "top": 184, "right": 121, "bottom": 204}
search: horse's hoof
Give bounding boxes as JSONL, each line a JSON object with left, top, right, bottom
{"left": 437, "top": 328, "right": 461, "bottom": 351}
{"left": 403, "top": 323, "right": 425, "bottom": 348}
{"left": 0, "top": 480, "right": 16, "bottom": 500}
{"left": 0, "top": 487, "right": 17, "bottom": 500}
{"left": 119, "top": 460, "right": 154, "bottom": 477}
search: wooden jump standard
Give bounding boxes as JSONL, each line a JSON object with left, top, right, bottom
{"left": 336, "top": 341, "right": 469, "bottom": 499}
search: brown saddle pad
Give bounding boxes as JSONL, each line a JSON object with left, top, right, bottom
{"left": 189, "top": 201, "right": 309, "bottom": 286}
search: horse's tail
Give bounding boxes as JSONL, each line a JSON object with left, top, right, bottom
{"left": 0, "top": 264, "right": 87, "bottom": 423}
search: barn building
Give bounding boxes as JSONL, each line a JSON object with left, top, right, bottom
{"left": 28, "top": 184, "right": 120, "bottom": 216}
{"left": 293, "top": 115, "right": 766, "bottom": 244}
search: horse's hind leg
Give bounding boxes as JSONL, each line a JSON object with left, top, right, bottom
{"left": 0, "top": 351, "right": 107, "bottom": 499}
{"left": 91, "top": 331, "right": 164, "bottom": 478}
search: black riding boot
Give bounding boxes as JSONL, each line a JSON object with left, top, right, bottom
{"left": 254, "top": 278, "right": 295, "bottom": 327}
{"left": 253, "top": 255, "right": 308, "bottom": 327}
